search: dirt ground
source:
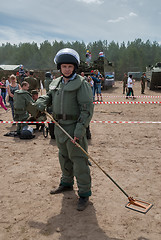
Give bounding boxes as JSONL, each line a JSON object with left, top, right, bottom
{"left": 0, "top": 81, "right": 161, "bottom": 240}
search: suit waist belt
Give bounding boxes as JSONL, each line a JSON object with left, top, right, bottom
{"left": 54, "top": 113, "right": 79, "bottom": 121}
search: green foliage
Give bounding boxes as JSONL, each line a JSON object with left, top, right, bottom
{"left": 0, "top": 39, "right": 161, "bottom": 79}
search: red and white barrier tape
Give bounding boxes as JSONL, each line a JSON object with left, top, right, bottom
{"left": 91, "top": 120, "right": 161, "bottom": 124}
{"left": 0, "top": 121, "right": 48, "bottom": 124}
{"left": 1, "top": 120, "right": 161, "bottom": 124}
{"left": 93, "top": 101, "right": 161, "bottom": 104}
{"left": 103, "top": 95, "right": 161, "bottom": 98}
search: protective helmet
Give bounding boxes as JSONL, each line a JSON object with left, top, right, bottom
{"left": 45, "top": 71, "right": 52, "bottom": 78}
{"left": 54, "top": 48, "right": 80, "bottom": 70}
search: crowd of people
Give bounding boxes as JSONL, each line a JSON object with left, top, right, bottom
{"left": 81, "top": 70, "right": 104, "bottom": 102}
{"left": 122, "top": 72, "right": 147, "bottom": 98}
{"left": 1, "top": 68, "right": 147, "bottom": 125}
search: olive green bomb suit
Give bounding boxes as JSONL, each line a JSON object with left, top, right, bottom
{"left": 14, "top": 90, "right": 34, "bottom": 134}
{"left": 35, "top": 74, "right": 94, "bottom": 197}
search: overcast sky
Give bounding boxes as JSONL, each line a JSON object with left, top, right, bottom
{"left": 1, "top": 0, "right": 161, "bottom": 46}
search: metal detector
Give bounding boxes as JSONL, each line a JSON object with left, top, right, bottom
{"left": 45, "top": 111, "right": 153, "bottom": 214}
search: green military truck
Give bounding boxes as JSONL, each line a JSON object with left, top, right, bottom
{"left": 78, "top": 57, "right": 115, "bottom": 89}
{"left": 146, "top": 62, "right": 161, "bottom": 90}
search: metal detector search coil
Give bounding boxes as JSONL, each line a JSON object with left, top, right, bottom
{"left": 125, "top": 198, "right": 153, "bottom": 214}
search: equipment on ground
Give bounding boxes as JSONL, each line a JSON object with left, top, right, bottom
{"left": 146, "top": 62, "right": 161, "bottom": 90}
{"left": 45, "top": 111, "right": 153, "bottom": 214}
{"left": 20, "top": 126, "right": 35, "bottom": 139}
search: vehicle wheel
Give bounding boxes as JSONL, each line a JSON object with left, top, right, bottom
{"left": 150, "top": 83, "right": 155, "bottom": 90}
{"left": 147, "top": 81, "right": 150, "bottom": 89}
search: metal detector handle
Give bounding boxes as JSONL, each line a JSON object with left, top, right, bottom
{"left": 45, "top": 111, "right": 129, "bottom": 198}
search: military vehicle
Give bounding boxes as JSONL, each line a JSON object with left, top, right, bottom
{"left": 78, "top": 57, "right": 115, "bottom": 89}
{"left": 128, "top": 72, "right": 142, "bottom": 81}
{"left": 146, "top": 62, "right": 161, "bottom": 90}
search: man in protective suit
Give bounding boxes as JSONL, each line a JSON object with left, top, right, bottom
{"left": 14, "top": 81, "right": 34, "bottom": 136}
{"left": 35, "top": 48, "right": 94, "bottom": 211}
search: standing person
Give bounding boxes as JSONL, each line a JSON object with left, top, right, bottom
{"left": 0, "top": 82, "right": 8, "bottom": 112}
{"left": 122, "top": 72, "right": 128, "bottom": 94}
{"left": 80, "top": 72, "right": 87, "bottom": 80}
{"left": 141, "top": 72, "right": 146, "bottom": 94}
{"left": 126, "top": 74, "right": 135, "bottom": 99}
{"left": 14, "top": 81, "right": 34, "bottom": 135}
{"left": 7, "top": 74, "right": 21, "bottom": 120}
{"left": 99, "top": 50, "right": 105, "bottom": 58}
{"left": 44, "top": 72, "right": 53, "bottom": 93}
{"left": 87, "top": 75, "right": 94, "bottom": 92}
{"left": 5, "top": 75, "right": 10, "bottom": 99}
{"left": 91, "top": 72, "right": 99, "bottom": 101}
{"left": 35, "top": 48, "right": 94, "bottom": 211}
{"left": 19, "top": 64, "right": 25, "bottom": 83}
{"left": 24, "top": 70, "right": 38, "bottom": 93}
{"left": 85, "top": 50, "right": 91, "bottom": 66}
{"left": 94, "top": 69, "right": 103, "bottom": 102}
{"left": 1, "top": 77, "right": 7, "bottom": 105}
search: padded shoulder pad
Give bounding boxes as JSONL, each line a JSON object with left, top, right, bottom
{"left": 49, "top": 77, "right": 62, "bottom": 90}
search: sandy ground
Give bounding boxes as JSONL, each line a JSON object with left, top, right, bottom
{"left": 0, "top": 81, "right": 161, "bottom": 240}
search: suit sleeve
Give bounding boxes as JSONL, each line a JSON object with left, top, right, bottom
{"left": 34, "top": 91, "right": 52, "bottom": 112}
{"left": 74, "top": 81, "right": 94, "bottom": 139}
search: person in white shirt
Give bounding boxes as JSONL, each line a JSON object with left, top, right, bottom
{"left": 126, "top": 74, "right": 135, "bottom": 99}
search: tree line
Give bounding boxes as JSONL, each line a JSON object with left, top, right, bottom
{"left": 0, "top": 39, "right": 161, "bottom": 80}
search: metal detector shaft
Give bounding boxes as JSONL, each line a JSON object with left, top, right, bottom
{"left": 45, "top": 111, "right": 129, "bottom": 198}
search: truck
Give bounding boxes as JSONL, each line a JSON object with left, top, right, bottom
{"left": 78, "top": 57, "right": 115, "bottom": 89}
{"left": 146, "top": 62, "right": 161, "bottom": 90}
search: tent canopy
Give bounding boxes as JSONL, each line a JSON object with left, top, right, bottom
{"left": 0, "top": 65, "right": 20, "bottom": 71}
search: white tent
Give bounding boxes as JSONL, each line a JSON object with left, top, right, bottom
{"left": 0, "top": 65, "right": 20, "bottom": 70}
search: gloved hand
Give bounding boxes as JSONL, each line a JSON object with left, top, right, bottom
{"left": 26, "top": 102, "right": 40, "bottom": 119}
{"left": 34, "top": 101, "right": 46, "bottom": 112}
{"left": 36, "top": 112, "right": 47, "bottom": 121}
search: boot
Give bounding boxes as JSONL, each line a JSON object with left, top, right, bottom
{"left": 50, "top": 184, "right": 73, "bottom": 194}
{"left": 86, "top": 126, "right": 91, "bottom": 139}
{"left": 77, "top": 197, "right": 89, "bottom": 211}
